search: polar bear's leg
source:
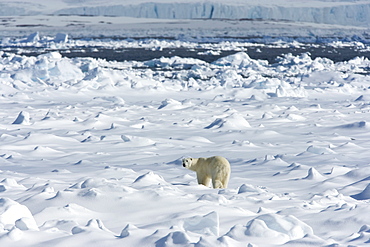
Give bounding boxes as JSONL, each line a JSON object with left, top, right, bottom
{"left": 221, "top": 173, "right": 230, "bottom": 189}
{"left": 197, "top": 173, "right": 211, "bottom": 187}
{"left": 212, "top": 171, "right": 228, "bottom": 189}
{"left": 212, "top": 179, "right": 224, "bottom": 189}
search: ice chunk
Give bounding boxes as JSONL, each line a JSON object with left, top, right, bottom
{"left": 38, "top": 51, "right": 62, "bottom": 60}
{"left": 24, "top": 32, "right": 39, "bottom": 43}
{"left": 12, "top": 111, "right": 30, "bottom": 125}
{"left": 351, "top": 184, "right": 370, "bottom": 200}
{"left": 182, "top": 211, "right": 219, "bottom": 236}
{"left": 212, "top": 52, "right": 251, "bottom": 67}
{"left": 216, "top": 69, "right": 243, "bottom": 87}
{"left": 54, "top": 33, "right": 68, "bottom": 43}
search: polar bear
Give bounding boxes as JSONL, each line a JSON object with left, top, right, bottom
{"left": 182, "top": 156, "right": 230, "bottom": 189}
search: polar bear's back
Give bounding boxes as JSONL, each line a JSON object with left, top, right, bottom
{"left": 208, "top": 156, "right": 229, "bottom": 165}
{"left": 200, "top": 156, "right": 230, "bottom": 172}
{"left": 204, "top": 156, "right": 229, "bottom": 164}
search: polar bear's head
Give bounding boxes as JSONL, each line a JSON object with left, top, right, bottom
{"left": 182, "top": 158, "right": 193, "bottom": 168}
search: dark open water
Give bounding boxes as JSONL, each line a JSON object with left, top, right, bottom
{"left": 8, "top": 45, "right": 370, "bottom": 64}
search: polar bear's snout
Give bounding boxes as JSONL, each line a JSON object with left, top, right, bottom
{"left": 182, "top": 158, "right": 191, "bottom": 168}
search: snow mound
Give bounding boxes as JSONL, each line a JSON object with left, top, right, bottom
{"left": 338, "top": 121, "right": 367, "bottom": 129}
{"left": 155, "top": 231, "right": 191, "bottom": 247}
{"left": 285, "top": 114, "right": 306, "bottom": 121}
{"left": 121, "top": 135, "right": 156, "bottom": 146}
{"left": 198, "top": 194, "right": 228, "bottom": 204}
{"left": 6, "top": 228, "right": 24, "bottom": 241}
{"left": 306, "top": 145, "right": 336, "bottom": 155}
{"left": 354, "top": 95, "right": 370, "bottom": 102}
{"left": 120, "top": 224, "right": 139, "bottom": 238}
{"left": 32, "top": 146, "right": 63, "bottom": 156}
{"left": 225, "top": 213, "right": 314, "bottom": 244}
{"left": 205, "top": 113, "right": 251, "bottom": 130}
{"left": 12, "top": 111, "right": 30, "bottom": 125}
{"left": 0, "top": 178, "right": 26, "bottom": 192}
{"left": 93, "top": 96, "right": 125, "bottom": 105}
{"left": 72, "top": 219, "right": 112, "bottom": 235}
{"left": 183, "top": 136, "right": 213, "bottom": 144}
{"left": 303, "top": 167, "right": 326, "bottom": 180}
{"left": 15, "top": 217, "right": 39, "bottom": 231}
{"left": 133, "top": 172, "right": 168, "bottom": 186}
{"left": 40, "top": 219, "right": 78, "bottom": 232}
{"left": 36, "top": 203, "right": 96, "bottom": 225}
{"left": 238, "top": 184, "right": 265, "bottom": 194}
{"left": 283, "top": 234, "right": 329, "bottom": 246}
{"left": 1, "top": 178, "right": 19, "bottom": 187}
{"left": 0, "top": 197, "right": 38, "bottom": 231}
{"left": 351, "top": 184, "right": 370, "bottom": 200}
{"left": 182, "top": 211, "right": 219, "bottom": 236}
{"left": 158, "top": 98, "right": 183, "bottom": 110}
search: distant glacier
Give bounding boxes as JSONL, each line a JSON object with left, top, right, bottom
{"left": 53, "top": 2, "right": 370, "bottom": 27}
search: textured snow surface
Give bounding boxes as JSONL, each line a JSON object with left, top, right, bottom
{"left": 1, "top": 36, "right": 370, "bottom": 246}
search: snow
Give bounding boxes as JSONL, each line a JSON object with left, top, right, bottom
{"left": 0, "top": 1, "right": 370, "bottom": 246}
{"left": 1, "top": 39, "right": 370, "bottom": 246}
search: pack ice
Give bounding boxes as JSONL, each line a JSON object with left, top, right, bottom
{"left": 1, "top": 37, "right": 370, "bottom": 247}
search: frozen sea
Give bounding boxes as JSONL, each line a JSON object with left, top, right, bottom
{"left": 1, "top": 32, "right": 370, "bottom": 246}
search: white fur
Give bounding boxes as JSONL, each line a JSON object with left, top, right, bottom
{"left": 182, "top": 156, "right": 230, "bottom": 189}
